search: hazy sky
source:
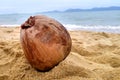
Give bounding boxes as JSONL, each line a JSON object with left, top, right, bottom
{"left": 0, "top": 0, "right": 120, "bottom": 13}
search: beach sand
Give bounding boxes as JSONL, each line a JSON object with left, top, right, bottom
{"left": 0, "top": 27, "right": 120, "bottom": 80}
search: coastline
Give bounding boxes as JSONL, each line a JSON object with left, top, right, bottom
{"left": 0, "top": 27, "right": 120, "bottom": 80}
{"left": 1, "top": 24, "right": 120, "bottom": 33}
{"left": 0, "top": 25, "right": 20, "bottom": 27}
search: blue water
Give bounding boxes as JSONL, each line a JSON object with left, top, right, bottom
{"left": 44, "top": 10, "right": 120, "bottom": 26}
{"left": 0, "top": 10, "right": 120, "bottom": 33}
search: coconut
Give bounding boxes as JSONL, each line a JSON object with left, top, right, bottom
{"left": 20, "top": 15, "right": 72, "bottom": 71}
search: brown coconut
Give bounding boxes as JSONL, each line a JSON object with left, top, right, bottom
{"left": 20, "top": 15, "right": 72, "bottom": 71}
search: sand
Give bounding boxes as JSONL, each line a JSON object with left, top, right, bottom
{"left": 0, "top": 27, "right": 120, "bottom": 80}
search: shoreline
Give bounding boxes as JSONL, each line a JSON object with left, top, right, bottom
{"left": 1, "top": 25, "right": 120, "bottom": 34}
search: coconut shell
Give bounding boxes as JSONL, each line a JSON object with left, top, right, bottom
{"left": 20, "top": 15, "right": 72, "bottom": 71}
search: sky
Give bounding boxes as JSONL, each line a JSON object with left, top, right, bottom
{"left": 0, "top": 0, "right": 120, "bottom": 14}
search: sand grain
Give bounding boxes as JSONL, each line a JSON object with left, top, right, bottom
{"left": 0, "top": 27, "right": 120, "bottom": 80}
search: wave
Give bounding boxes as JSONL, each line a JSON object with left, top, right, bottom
{"left": 0, "top": 24, "right": 120, "bottom": 33}
{"left": 0, "top": 24, "right": 20, "bottom": 27}
{"left": 64, "top": 24, "right": 120, "bottom": 33}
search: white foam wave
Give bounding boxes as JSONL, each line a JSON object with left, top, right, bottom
{"left": 0, "top": 24, "right": 120, "bottom": 33}
{"left": 0, "top": 24, "right": 20, "bottom": 27}
{"left": 64, "top": 24, "right": 120, "bottom": 33}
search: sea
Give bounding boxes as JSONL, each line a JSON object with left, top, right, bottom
{"left": 0, "top": 10, "right": 120, "bottom": 33}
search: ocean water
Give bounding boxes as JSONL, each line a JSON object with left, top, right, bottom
{"left": 0, "top": 10, "right": 120, "bottom": 33}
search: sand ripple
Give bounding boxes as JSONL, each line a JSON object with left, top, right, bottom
{"left": 0, "top": 27, "right": 120, "bottom": 80}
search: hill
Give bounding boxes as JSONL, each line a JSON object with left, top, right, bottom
{"left": 65, "top": 6, "right": 120, "bottom": 12}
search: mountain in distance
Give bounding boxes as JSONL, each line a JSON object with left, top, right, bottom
{"left": 65, "top": 6, "right": 120, "bottom": 12}
{"left": 91, "top": 6, "right": 120, "bottom": 11}
{"left": 43, "top": 6, "right": 120, "bottom": 13}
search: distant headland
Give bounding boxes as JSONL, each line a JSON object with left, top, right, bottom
{"left": 44, "top": 6, "right": 120, "bottom": 13}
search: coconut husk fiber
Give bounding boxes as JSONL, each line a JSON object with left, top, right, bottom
{"left": 20, "top": 15, "right": 72, "bottom": 71}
